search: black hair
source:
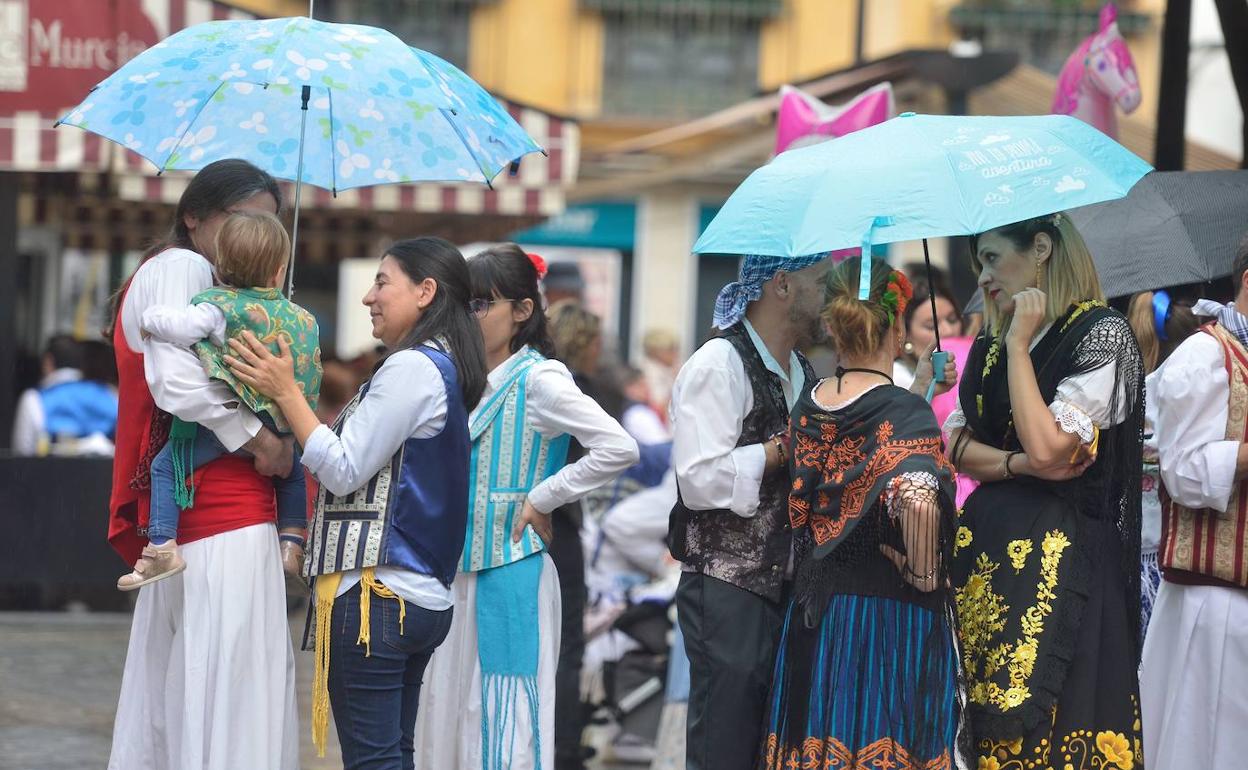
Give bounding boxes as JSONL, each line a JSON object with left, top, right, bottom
{"left": 44, "top": 334, "right": 83, "bottom": 371}
{"left": 903, "top": 271, "right": 963, "bottom": 335}
{"left": 467, "top": 243, "right": 557, "bottom": 359}
{"left": 384, "top": 237, "right": 488, "bottom": 410}
{"left": 105, "top": 159, "right": 282, "bottom": 339}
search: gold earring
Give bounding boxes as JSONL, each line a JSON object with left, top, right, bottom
{"left": 1035, "top": 259, "right": 1042, "bottom": 288}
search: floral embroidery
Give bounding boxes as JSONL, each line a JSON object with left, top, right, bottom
{"left": 975, "top": 708, "right": 1141, "bottom": 770}
{"left": 1061, "top": 299, "right": 1107, "bottom": 332}
{"left": 977, "top": 335, "right": 1002, "bottom": 418}
{"left": 956, "top": 526, "right": 974, "bottom": 551}
{"left": 1007, "top": 540, "right": 1033, "bottom": 572}
{"left": 956, "top": 529, "right": 1071, "bottom": 713}
{"left": 763, "top": 733, "right": 951, "bottom": 770}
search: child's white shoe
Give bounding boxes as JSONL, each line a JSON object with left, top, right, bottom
{"left": 117, "top": 540, "right": 186, "bottom": 591}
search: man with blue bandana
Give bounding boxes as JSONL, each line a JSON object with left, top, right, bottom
{"left": 667, "top": 253, "right": 830, "bottom": 770}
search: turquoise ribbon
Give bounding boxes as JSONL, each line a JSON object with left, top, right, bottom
{"left": 858, "top": 216, "right": 895, "bottom": 300}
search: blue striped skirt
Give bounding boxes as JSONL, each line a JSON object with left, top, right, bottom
{"left": 761, "top": 593, "right": 960, "bottom": 770}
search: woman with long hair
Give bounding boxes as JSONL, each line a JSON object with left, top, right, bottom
{"left": 762, "top": 256, "right": 968, "bottom": 770}
{"left": 228, "top": 236, "right": 487, "bottom": 769}
{"left": 411, "top": 244, "right": 637, "bottom": 770}
{"left": 106, "top": 159, "right": 300, "bottom": 770}
{"left": 1126, "top": 287, "right": 1202, "bottom": 640}
{"left": 947, "top": 213, "right": 1145, "bottom": 769}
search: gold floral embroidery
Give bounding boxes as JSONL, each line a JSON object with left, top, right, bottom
{"left": 956, "top": 526, "right": 974, "bottom": 551}
{"left": 976, "top": 722, "right": 1141, "bottom": 769}
{"left": 1008, "top": 540, "right": 1033, "bottom": 572}
{"left": 1061, "top": 299, "right": 1107, "bottom": 332}
{"left": 956, "top": 530, "right": 1071, "bottom": 712}
{"left": 977, "top": 336, "right": 1003, "bottom": 418}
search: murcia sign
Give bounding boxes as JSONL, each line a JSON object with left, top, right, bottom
{"left": 0, "top": 0, "right": 159, "bottom": 112}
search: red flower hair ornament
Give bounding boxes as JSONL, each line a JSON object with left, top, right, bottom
{"left": 879, "top": 269, "right": 913, "bottom": 326}
{"left": 526, "top": 252, "right": 548, "bottom": 280}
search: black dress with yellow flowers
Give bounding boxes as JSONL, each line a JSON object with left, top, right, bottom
{"left": 950, "top": 302, "right": 1144, "bottom": 770}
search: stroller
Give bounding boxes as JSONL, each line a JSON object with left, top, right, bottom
{"left": 581, "top": 472, "right": 681, "bottom": 764}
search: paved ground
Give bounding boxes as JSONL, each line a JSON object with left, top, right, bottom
{"left": 0, "top": 610, "right": 645, "bottom": 770}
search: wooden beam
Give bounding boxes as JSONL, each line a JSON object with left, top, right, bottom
{"left": 599, "top": 59, "right": 913, "bottom": 156}
{"left": 1156, "top": 0, "right": 1193, "bottom": 170}
{"left": 1213, "top": 0, "right": 1248, "bottom": 169}
{"left": 570, "top": 132, "right": 775, "bottom": 202}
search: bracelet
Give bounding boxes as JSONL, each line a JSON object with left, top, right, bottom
{"left": 1003, "top": 451, "right": 1021, "bottom": 480}
{"left": 279, "top": 533, "right": 306, "bottom": 547}
{"left": 772, "top": 435, "right": 787, "bottom": 466}
{"left": 905, "top": 563, "right": 939, "bottom": 581}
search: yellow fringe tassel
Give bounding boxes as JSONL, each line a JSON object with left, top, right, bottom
{"left": 310, "top": 568, "right": 407, "bottom": 758}
{"left": 311, "top": 571, "right": 342, "bottom": 758}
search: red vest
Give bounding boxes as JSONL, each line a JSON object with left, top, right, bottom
{"left": 108, "top": 290, "right": 277, "bottom": 565}
{"left": 1159, "top": 323, "right": 1248, "bottom": 589}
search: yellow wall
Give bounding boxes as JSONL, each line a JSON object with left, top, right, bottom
{"left": 232, "top": 0, "right": 307, "bottom": 18}
{"left": 468, "top": 0, "right": 602, "bottom": 116}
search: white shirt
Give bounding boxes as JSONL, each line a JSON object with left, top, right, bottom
{"left": 300, "top": 348, "right": 452, "bottom": 610}
{"left": 622, "top": 402, "right": 671, "bottom": 444}
{"left": 121, "top": 248, "right": 261, "bottom": 452}
{"left": 943, "top": 321, "right": 1130, "bottom": 445}
{"left": 474, "top": 350, "right": 639, "bottom": 515}
{"left": 1149, "top": 332, "right": 1240, "bottom": 513}
{"left": 669, "top": 320, "right": 805, "bottom": 519}
{"left": 11, "top": 368, "right": 83, "bottom": 456}
{"left": 141, "top": 303, "right": 228, "bottom": 348}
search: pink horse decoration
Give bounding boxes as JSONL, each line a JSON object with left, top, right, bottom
{"left": 1052, "top": 3, "right": 1142, "bottom": 138}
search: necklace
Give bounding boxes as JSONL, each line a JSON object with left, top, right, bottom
{"left": 833, "top": 366, "right": 894, "bottom": 393}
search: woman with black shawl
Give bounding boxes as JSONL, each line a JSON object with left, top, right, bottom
{"left": 947, "top": 213, "right": 1144, "bottom": 770}
{"left": 761, "top": 256, "right": 969, "bottom": 770}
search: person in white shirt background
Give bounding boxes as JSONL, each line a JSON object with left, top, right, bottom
{"left": 1142, "top": 234, "right": 1248, "bottom": 770}
{"left": 11, "top": 334, "right": 117, "bottom": 457}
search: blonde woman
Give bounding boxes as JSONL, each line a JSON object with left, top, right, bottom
{"left": 946, "top": 213, "right": 1145, "bottom": 769}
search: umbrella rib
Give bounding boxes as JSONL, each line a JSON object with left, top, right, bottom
{"left": 435, "top": 107, "right": 495, "bottom": 188}
{"left": 160, "top": 81, "right": 228, "bottom": 173}
{"left": 327, "top": 88, "right": 339, "bottom": 196}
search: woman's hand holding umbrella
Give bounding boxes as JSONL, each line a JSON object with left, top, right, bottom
{"left": 911, "top": 340, "right": 959, "bottom": 398}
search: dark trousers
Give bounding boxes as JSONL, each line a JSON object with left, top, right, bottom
{"left": 677, "top": 571, "right": 784, "bottom": 770}
{"left": 547, "top": 505, "right": 588, "bottom": 770}
{"left": 327, "top": 588, "right": 453, "bottom": 770}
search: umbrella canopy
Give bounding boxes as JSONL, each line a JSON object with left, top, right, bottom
{"left": 1066, "top": 170, "right": 1248, "bottom": 297}
{"left": 694, "top": 112, "right": 1152, "bottom": 259}
{"left": 56, "top": 16, "right": 543, "bottom": 191}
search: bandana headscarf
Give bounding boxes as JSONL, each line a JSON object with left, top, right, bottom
{"left": 712, "top": 253, "right": 830, "bottom": 329}
{"left": 1194, "top": 299, "right": 1248, "bottom": 350}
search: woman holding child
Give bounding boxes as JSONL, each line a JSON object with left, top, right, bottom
{"left": 107, "top": 159, "right": 301, "bottom": 770}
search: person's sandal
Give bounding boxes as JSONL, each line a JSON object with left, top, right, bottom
{"left": 117, "top": 540, "right": 187, "bottom": 591}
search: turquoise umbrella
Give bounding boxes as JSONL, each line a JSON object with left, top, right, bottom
{"left": 694, "top": 112, "right": 1152, "bottom": 261}
{"left": 55, "top": 16, "right": 543, "bottom": 293}
{"left": 695, "top": 111, "right": 1151, "bottom": 396}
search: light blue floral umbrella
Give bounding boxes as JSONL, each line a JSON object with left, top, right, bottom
{"left": 55, "top": 15, "right": 543, "bottom": 292}
{"left": 695, "top": 111, "right": 1151, "bottom": 398}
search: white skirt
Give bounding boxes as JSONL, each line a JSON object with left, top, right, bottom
{"left": 108, "top": 523, "right": 300, "bottom": 770}
{"left": 1140, "top": 580, "right": 1248, "bottom": 769}
{"left": 413, "top": 553, "right": 561, "bottom": 770}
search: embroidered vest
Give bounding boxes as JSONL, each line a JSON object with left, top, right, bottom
{"left": 305, "top": 345, "right": 469, "bottom": 586}
{"left": 667, "top": 322, "right": 815, "bottom": 603}
{"left": 192, "top": 286, "right": 322, "bottom": 431}
{"left": 462, "top": 347, "right": 571, "bottom": 572}
{"left": 1159, "top": 323, "right": 1248, "bottom": 588}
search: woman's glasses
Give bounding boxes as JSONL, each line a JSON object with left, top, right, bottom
{"left": 469, "top": 298, "right": 516, "bottom": 319}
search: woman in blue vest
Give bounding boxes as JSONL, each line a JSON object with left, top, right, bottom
{"left": 226, "top": 236, "right": 487, "bottom": 770}
{"left": 412, "top": 243, "right": 639, "bottom": 770}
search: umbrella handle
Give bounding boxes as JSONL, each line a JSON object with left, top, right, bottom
{"left": 921, "top": 237, "right": 942, "bottom": 352}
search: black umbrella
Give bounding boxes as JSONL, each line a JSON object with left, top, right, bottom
{"left": 961, "top": 170, "right": 1248, "bottom": 313}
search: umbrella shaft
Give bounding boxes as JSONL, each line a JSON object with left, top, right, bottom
{"left": 288, "top": 87, "right": 311, "bottom": 298}
{"left": 922, "top": 237, "right": 942, "bottom": 352}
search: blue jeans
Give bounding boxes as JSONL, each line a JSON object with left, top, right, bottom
{"left": 147, "top": 424, "right": 306, "bottom": 543}
{"left": 328, "top": 587, "right": 453, "bottom": 770}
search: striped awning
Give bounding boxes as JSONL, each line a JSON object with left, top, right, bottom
{"left": 0, "top": 0, "right": 578, "bottom": 218}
